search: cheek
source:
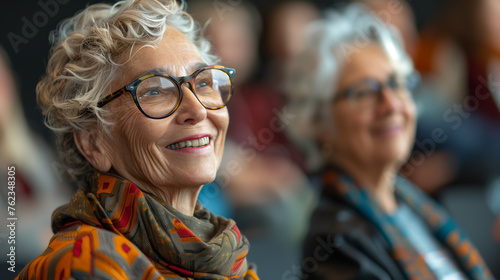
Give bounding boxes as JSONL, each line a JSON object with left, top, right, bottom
{"left": 399, "top": 101, "right": 417, "bottom": 154}
{"left": 326, "top": 108, "right": 357, "bottom": 149}
{"left": 404, "top": 101, "right": 417, "bottom": 132}
{"left": 212, "top": 108, "right": 229, "bottom": 134}
{"left": 211, "top": 109, "right": 229, "bottom": 157}
{"left": 332, "top": 109, "right": 370, "bottom": 141}
{"left": 109, "top": 103, "right": 166, "bottom": 157}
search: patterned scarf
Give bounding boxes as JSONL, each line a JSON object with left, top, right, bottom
{"left": 52, "top": 173, "right": 258, "bottom": 279}
{"left": 322, "top": 166, "right": 494, "bottom": 280}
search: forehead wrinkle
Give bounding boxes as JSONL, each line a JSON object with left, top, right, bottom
{"left": 161, "top": 44, "right": 203, "bottom": 75}
{"left": 124, "top": 49, "right": 204, "bottom": 82}
{"left": 113, "top": 27, "right": 205, "bottom": 90}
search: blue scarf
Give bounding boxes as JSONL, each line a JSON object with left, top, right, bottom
{"left": 323, "top": 166, "right": 494, "bottom": 280}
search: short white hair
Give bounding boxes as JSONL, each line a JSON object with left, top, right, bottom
{"left": 284, "top": 4, "right": 414, "bottom": 171}
{"left": 37, "top": 0, "right": 217, "bottom": 183}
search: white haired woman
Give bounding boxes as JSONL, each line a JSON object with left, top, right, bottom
{"left": 285, "top": 5, "right": 494, "bottom": 280}
{"left": 16, "top": 1, "right": 258, "bottom": 279}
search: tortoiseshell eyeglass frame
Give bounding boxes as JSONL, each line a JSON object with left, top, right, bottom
{"left": 97, "top": 65, "right": 236, "bottom": 119}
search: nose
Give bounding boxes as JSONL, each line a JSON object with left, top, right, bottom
{"left": 376, "top": 86, "right": 404, "bottom": 115}
{"left": 174, "top": 84, "right": 207, "bottom": 124}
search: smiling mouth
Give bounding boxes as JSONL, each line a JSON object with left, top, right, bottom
{"left": 166, "top": 136, "right": 210, "bottom": 150}
{"left": 373, "top": 125, "right": 404, "bottom": 136}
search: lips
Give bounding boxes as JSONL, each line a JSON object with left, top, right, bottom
{"left": 372, "top": 124, "right": 404, "bottom": 137}
{"left": 166, "top": 136, "right": 210, "bottom": 150}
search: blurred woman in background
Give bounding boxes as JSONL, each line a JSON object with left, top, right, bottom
{"left": 285, "top": 5, "right": 494, "bottom": 279}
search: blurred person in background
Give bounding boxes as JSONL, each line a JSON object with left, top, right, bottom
{"left": 188, "top": 0, "right": 263, "bottom": 218}
{"left": 412, "top": 0, "right": 500, "bottom": 272}
{"left": 0, "top": 45, "right": 71, "bottom": 276}
{"left": 353, "top": 0, "right": 418, "bottom": 57}
{"left": 16, "top": 0, "right": 259, "bottom": 279}
{"left": 413, "top": 0, "right": 500, "bottom": 188}
{"left": 189, "top": 0, "right": 261, "bottom": 86}
{"left": 262, "top": 0, "right": 320, "bottom": 85}
{"left": 350, "top": 0, "right": 457, "bottom": 197}
{"left": 285, "top": 5, "right": 494, "bottom": 279}
{"left": 189, "top": 1, "right": 318, "bottom": 278}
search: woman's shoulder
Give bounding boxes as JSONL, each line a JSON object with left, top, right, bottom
{"left": 301, "top": 195, "right": 404, "bottom": 279}
{"left": 307, "top": 192, "right": 378, "bottom": 238}
{"left": 16, "top": 223, "right": 163, "bottom": 280}
{"left": 304, "top": 193, "right": 392, "bottom": 261}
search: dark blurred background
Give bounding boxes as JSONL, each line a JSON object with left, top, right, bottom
{"left": 2, "top": 1, "right": 500, "bottom": 280}
{"left": 0, "top": 0, "right": 440, "bottom": 144}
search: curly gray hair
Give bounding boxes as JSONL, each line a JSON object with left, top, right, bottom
{"left": 284, "top": 4, "right": 414, "bottom": 171}
{"left": 37, "top": 0, "right": 217, "bottom": 183}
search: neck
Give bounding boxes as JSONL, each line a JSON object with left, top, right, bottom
{"left": 331, "top": 158, "right": 399, "bottom": 213}
{"left": 110, "top": 171, "right": 202, "bottom": 216}
{"left": 147, "top": 185, "right": 202, "bottom": 216}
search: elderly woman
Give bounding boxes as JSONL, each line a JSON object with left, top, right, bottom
{"left": 17, "top": 1, "right": 258, "bottom": 279}
{"left": 285, "top": 5, "right": 494, "bottom": 280}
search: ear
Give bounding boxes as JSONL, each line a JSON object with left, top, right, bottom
{"left": 74, "top": 128, "right": 112, "bottom": 172}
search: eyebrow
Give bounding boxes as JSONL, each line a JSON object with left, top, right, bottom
{"left": 359, "top": 72, "right": 398, "bottom": 81}
{"left": 133, "top": 62, "right": 209, "bottom": 80}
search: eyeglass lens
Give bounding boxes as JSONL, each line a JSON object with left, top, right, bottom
{"left": 136, "top": 69, "right": 231, "bottom": 118}
{"left": 347, "top": 75, "right": 410, "bottom": 107}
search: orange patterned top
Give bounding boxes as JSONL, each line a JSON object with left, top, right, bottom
{"left": 17, "top": 173, "right": 259, "bottom": 280}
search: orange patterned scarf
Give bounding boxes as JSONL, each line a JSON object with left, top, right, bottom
{"left": 51, "top": 173, "right": 258, "bottom": 279}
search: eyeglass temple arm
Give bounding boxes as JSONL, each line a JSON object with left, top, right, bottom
{"left": 97, "top": 88, "right": 128, "bottom": 108}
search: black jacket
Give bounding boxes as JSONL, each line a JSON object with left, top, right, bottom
{"left": 301, "top": 191, "right": 407, "bottom": 280}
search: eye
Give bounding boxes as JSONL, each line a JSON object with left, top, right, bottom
{"left": 388, "top": 79, "right": 399, "bottom": 89}
{"left": 387, "top": 75, "right": 407, "bottom": 91}
{"left": 195, "top": 78, "right": 212, "bottom": 89}
{"left": 196, "top": 82, "right": 208, "bottom": 88}
{"left": 139, "top": 88, "right": 162, "bottom": 99}
{"left": 352, "top": 89, "right": 377, "bottom": 99}
{"left": 144, "top": 88, "right": 160, "bottom": 96}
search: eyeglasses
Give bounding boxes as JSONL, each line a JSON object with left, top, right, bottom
{"left": 97, "top": 65, "right": 236, "bottom": 119}
{"left": 333, "top": 73, "right": 419, "bottom": 108}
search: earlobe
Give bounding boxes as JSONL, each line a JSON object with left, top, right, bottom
{"left": 74, "top": 129, "right": 112, "bottom": 172}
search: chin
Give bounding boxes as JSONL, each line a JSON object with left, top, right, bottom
{"left": 375, "top": 148, "right": 411, "bottom": 167}
{"left": 194, "top": 174, "right": 217, "bottom": 186}
{"left": 179, "top": 167, "right": 218, "bottom": 187}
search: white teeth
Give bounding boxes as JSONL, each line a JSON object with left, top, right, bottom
{"left": 167, "top": 136, "right": 210, "bottom": 150}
